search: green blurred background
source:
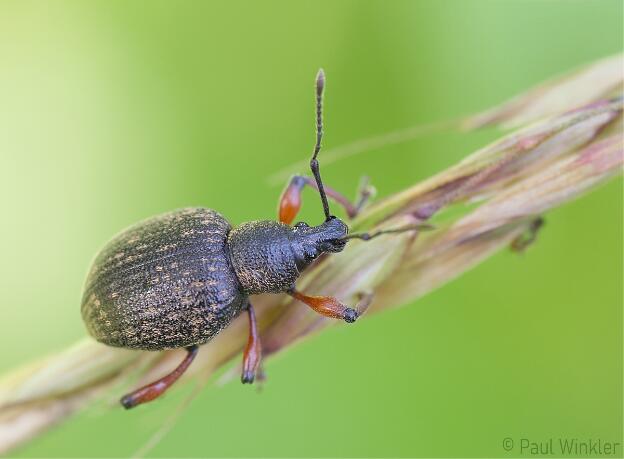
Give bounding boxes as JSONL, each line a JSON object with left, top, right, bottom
{"left": 0, "top": 0, "right": 621, "bottom": 457}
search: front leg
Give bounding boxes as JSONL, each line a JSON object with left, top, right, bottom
{"left": 278, "top": 175, "right": 374, "bottom": 225}
{"left": 287, "top": 288, "right": 373, "bottom": 323}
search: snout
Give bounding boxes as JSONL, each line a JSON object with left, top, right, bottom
{"left": 324, "top": 216, "right": 349, "bottom": 239}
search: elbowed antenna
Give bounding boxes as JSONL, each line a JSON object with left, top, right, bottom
{"left": 310, "top": 69, "right": 332, "bottom": 221}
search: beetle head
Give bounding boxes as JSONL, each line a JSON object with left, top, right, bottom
{"left": 289, "top": 216, "right": 348, "bottom": 271}
{"left": 228, "top": 218, "right": 348, "bottom": 295}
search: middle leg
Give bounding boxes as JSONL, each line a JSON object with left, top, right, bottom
{"left": 241, "top": 302, "right": 262, "bottom": 384}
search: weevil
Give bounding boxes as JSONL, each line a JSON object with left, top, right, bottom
{"left": 81, "top": 70, "right": 424, "bottom": 409}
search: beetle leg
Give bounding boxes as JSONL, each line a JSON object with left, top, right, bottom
{"left": 241, "top": 302, "right": 262, "bottom": 384}
{"left": 511, "top": 216, "right": 545, "bottom": 253}
{"left": 120, "top": 345, "right": 198, "bottom": 409}
{"left": 287, "top": 288, "right": 373, "bottom": 323}
{"left": 278, "top": 175, "right": 371, "bottom": 225}
{"left": 353, "top": 176, "right": 375, "bottom": 215}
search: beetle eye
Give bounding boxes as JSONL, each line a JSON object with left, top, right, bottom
{"left": 294, "top": 221, "right": 310, "bottom": 230}
{"left": 304, "top": 250, "right": 318, "bottom": 261}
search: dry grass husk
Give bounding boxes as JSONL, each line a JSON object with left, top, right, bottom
{"left": 0, "top": 53, "right": 622, "bottom": 455}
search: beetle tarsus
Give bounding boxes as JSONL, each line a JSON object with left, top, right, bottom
{"left": 120, "top": 394, "right": 137, "bottom": 410}
{"left": 343, "top": 308, "right": 358, "bottom": 323}
{"left": 241, "top": 372, "right": 255, "bottom": 384}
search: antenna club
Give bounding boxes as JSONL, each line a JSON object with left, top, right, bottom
{"left": 316, "top": 69, "right": 325, "bottom": 95}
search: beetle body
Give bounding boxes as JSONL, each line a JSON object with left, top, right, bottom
{"left": 80, "top": 69, "right": 390, "bottom": 409}
{"left": 81, "top": 207, "right": 348, "bottom": 351}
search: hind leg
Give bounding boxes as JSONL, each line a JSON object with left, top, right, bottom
{"left": 120, "top": 345, "right": 199, "bottom": 409}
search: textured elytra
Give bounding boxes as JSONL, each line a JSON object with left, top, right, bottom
{"left": 81, "top": 208, "right": 246, "bottom": 350}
